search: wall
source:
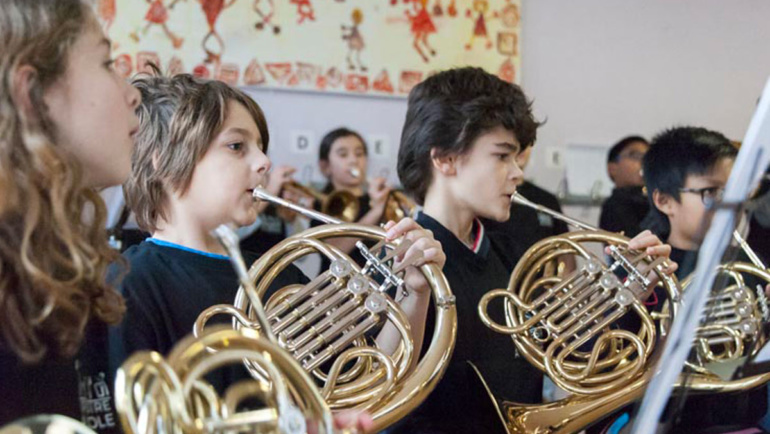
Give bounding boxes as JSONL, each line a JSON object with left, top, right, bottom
{"left": 247, "top": 0, "right": 770, "bottom": 220}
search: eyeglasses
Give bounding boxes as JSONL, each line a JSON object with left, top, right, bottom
{"left": 679, "top": 186, "right": 725, "bottom": 208}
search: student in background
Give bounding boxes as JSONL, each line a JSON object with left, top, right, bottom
{"left": 599, "top": 135, "right": 650, "bottom": 237}
{"left": 312, "top": 128, "right": 392, "bottom": 268}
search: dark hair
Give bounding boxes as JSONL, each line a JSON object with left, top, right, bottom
{"left": 607, "top": 135, "right": 649, "bottom": 163}
{"left": 318, "top": 127, "right": 368, "bottom": 162}
{"left": 397, "top": 67, "right": 542, "bottom": 205}
{"left": 641, "top": 126, "right": 737, "bottom": 239}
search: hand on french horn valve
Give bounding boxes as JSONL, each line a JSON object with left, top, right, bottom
{"left": 605, "top": 229, "right": 679, "bottom": 296}
{"left": 383, "top": 218, "right": 446, "bottom": 296}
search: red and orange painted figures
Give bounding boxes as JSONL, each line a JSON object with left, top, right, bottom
{"left": 97, "top": 0, "right": 116, "bottom": 34}
{"left": 465, "top": 0, "right": 497, "bottom": 50}
{"left": 200, "top": 0, "right": 236, "bottom": 64}
{"left": 341, "top": 8, "right": 367, "bottom": 71}
{"left": 139, "top": 0, "right": 184, "bottom": 49}
{"left": 406, "top": 0, "right": 437, "bottom": 63}
{"left": 254, "top": 0, "right": 281, "bottom": 34}
{"left": 290, "top": 0, "right": 315, "bottom": 24}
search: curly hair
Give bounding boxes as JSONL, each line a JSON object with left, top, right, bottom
{"left": 0, "top": 0, "right": 125, "bottom": 363}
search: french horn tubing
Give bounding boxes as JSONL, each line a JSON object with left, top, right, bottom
{"left": 476, "top": 192, "right": 681, "bottom": 433}
{"left": 282, "top": 181, "right": 361, "bottom": 223}
{"left": 114, "top": 225, "right": 346, "bottom": 434}
{"left": 681, "top": 230, "right": 770, "bottom": 373}
{"left": 194, "top": 188, "right": 456, "bottom": 433}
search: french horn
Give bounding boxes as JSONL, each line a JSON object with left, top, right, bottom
{"left": 115, "top": 225, "right": 341, "bottom": 434}
{"left": 683, "top": 230, "right": 770, "bottom": 372}
{"left": 194, "top": 188, "right": 456, "bottom": 433}
{"left": 478, "top": 193, "right": 770, "bottom": 433}
{"left": 115, "top": 327, "right": 338, "bottom": 434}
{"left": 476, "top": 192, "right": 681, "bottom": 433}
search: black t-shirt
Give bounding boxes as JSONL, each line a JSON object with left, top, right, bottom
{"left": 483, "top": 181, "right": 569, "bottom": 256}
{"left": 0, "top": 321, "right": 121, "bottom": 433}
{"left": 239, "top": 204, "right": 288, "bottom": 255}
{"left": 599, "top": 186, "right": 650, "bottom": 238}
{"left": 108, "top": 239, "right": 308, "bottom": 392}
{"left": 392, "top": 212, "right": 543, "bottom": 434}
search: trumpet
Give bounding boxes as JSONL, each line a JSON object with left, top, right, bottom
{"left": 194, "top": 187, "right": 456, "bottom": 432}
{"left": 350, "top": 168, "right": 417, "bottom": 223}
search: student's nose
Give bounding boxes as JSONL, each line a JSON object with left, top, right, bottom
{"left": 510, "top": 159, "right": 524, "bottom": 182}
{"left": 124, "top": 79, "right": 141, "bottom": 110}
{"left": 253, "top": 150, "right": 271, "bottom": 176}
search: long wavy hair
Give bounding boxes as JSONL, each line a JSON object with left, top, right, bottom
{"left": 0, "top": 0, "right": 125, "bottom": 363}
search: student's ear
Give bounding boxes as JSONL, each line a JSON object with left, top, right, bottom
{"left": 430, "top": 148, "right": 457, "bottom": 176}
{"left": 319, "top": 159, "right": 330, "bottom": 177}
{"left": 652, "top": 189, "right": 676, "bottom": 216}
{"left": 12, "top": 65, "right": 38, "bottom": 120}
{"left": 607, "top": 162, "right": 618, "bottom": 183}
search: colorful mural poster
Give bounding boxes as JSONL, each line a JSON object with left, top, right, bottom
{"left": 99, "top": 0, "right": 521, "bottom": 96}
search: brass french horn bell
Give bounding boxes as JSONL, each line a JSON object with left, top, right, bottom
{"left": 115, "top": 225, "right": 341, "bottom": 434}
{"left": 194, "top": 187, "right": 456, "bottom": 433}
{"left": 476, "top": 192, "right": 681, "bottom": 434}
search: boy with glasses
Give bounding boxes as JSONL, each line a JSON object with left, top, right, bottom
{"left": 638, "top": 126, "right": 768, "bottom": 432}
{"left": 599, "top": 135, "right": 650, "bottom": 237}
{"left": 642, "top": 126, "right": 735, "bottom": 272}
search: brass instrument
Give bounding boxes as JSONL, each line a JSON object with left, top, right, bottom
{"left": 477, "top": 193, "right": 770, "bottom": 433}
{"left": 115, "top": 225, "right": 342, "bottom": 434}
{"left": 195, "top": 188, "right": 457, "bottom": 432}
{"left": 682, "top": 230, "right": 770, "bottom": 370}
{"left": 0, "top": 415, "right": 96, "bottom": 434}
{"left": 476, "top": 192, "right": 681, "bottom": 433}
{"left": 115, "top": 327, "right": 338, "bottom": 434}
{"left": 382, "top": 190, "right": 417, "bottom": 223}
{"left": 351, "top": 167, "right": 416, "bottom": 223}
{"left": 283, "top": 181, "right": 361, "bottom": 223}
